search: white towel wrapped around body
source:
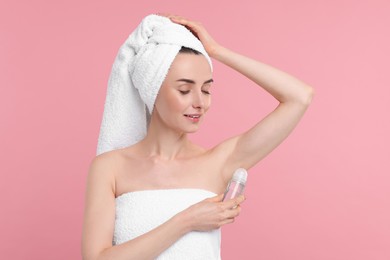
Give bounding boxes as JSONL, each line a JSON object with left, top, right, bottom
{"left": 96, "top": 14, "right": 213, "bottom": 156}
{"left": 113, "top": 188, "right": 221, "bottom": 259}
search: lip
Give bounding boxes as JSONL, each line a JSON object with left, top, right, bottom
{"left": 184, "top": 114, "right": 202, "bottom": 122}
{"left": 184, "top": 114, "right": 202, "bottom": 117}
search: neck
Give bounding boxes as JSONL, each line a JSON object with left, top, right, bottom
{"left": 140, "top": 114, "right": 191, "bottom": 161}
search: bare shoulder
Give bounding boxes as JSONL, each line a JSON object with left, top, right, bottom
{"left": 90, "top": 149, "right": 123, "bottom": 169}
{"left": 82, "top": 150, "right": 122, "bottom": 259}
{"left": 86, "top": 150, "right": 123, "bottom": 195}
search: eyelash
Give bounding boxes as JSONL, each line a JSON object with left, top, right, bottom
{"left": 179, "top": 90, "right": 211, "bottom": 95}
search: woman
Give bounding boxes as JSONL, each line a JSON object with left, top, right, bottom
{"left": 82, "top": 13, "right": 314, "bottom": 260}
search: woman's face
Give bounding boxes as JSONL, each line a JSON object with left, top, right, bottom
{"left": 153, "top": 53, "right": 213, "bottom": 133}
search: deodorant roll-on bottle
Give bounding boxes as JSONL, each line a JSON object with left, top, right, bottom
{"left": 222, "top": 168, "right": 248, "bottom": 201}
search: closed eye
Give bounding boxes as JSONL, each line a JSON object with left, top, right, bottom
{"left": 179, "top": 90, "right": 190, "bottom": 95}
{"left": 179, "top": 90, "right": 211, "bottom": 95}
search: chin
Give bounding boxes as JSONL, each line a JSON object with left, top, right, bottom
{"left": 186, "top": 128, "right": 200, "bottom": 133}
{"left": 183, "top": 124, "right": 202, "bottom": 134}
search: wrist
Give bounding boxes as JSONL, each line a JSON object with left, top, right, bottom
{"left": 172, "top": 210, "right": 193, "bottom": 235}
{"left": 209, "top": 44, "right": 228, "bottom": 60}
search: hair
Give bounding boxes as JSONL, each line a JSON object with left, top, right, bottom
{"left": 179, "top": 46, "right": 202, "bottom": 55}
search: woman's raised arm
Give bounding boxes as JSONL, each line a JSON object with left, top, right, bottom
{"left": 211, "top": 45, "right": 314, "bottom": 175}
{"left": 166, "top": 14, "right": 314, "bottom": 180}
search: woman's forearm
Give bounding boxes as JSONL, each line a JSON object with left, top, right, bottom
{"left": 95, "top": 214, "right": 190, "bottom": 260}
{"left": 211, "top": 45, "right": 314, "bottom": 104}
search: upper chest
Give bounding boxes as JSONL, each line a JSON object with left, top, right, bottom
{"left": 114, "top": 151, "right": 227, "bottom": 197}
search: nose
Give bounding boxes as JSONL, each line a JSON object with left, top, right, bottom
{"left": 192, "top": 90, "right": 205, "bottom": 109}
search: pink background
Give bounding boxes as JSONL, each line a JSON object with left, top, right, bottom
{"left": 1, "top": 0, "right": 389, "bottom": 259}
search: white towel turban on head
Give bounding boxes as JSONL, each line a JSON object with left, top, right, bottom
{"left": 96, "top": 14, "right": 213, "bottom": 156}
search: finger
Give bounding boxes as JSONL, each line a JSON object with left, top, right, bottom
{"left": 157, "top": 13, "right": 182, "bottom": 21}
{"left": 237, "top": 194, "right": 246, "bottom": 203}
{"left": 168, "top": 14, "right": 186, "bottom": 20}
{"left": 225, "top": 195, "right": 246, "bottom": 209}
{"left": 207, "top": 193, "right": 224, "bottom": 202}
{"left": 221, "top": 199, "right": 237, "bottom": 210}
{"left": 218, "top": 217, "right": 235, "bottom": 227}
{"left": 233, "top": 195, "right": 246, "bottom": 205}
{"left": 226, "top": 205, "right": 241, "bottom": 218}
{"left": 169, "top": 16, "right": 187, "bottom": 25}
{"left": 168, "top": 16, "right": 194, "bottom": 26}
{"left": 218, "top": 206, "right": 241, "bottom": 226}
{"left": 166, "top": 16, "right": 202, "bottom": 37}
{"left": 229, "top": 196, "right": 243, "bottom": 207}
{"left": 233, "top": 195, "right": 246, "bottom": 209}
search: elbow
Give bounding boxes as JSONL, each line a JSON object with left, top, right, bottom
{"left": 306, "top": 86, "right": 315, "bottom": 105}
{"left": 299, "top": 85, "right": 315, "bottom": 106}
{"left": 282, "top": 85, "right": 315, "bottom": 107}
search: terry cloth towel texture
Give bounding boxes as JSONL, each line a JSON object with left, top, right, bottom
{"left": 96, "top": 14, "right": 213, "bottom": 156}
{"left": 113, "top": 188, "right": 221, "bottom": 259}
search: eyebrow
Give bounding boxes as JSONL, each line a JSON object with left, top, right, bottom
{"left": 176, "top": 78, "right": 214, "bottom": 84}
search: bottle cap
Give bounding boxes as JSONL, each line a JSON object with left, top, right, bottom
{"left": 232, "top": 168, "right": 248, "bottom": 184}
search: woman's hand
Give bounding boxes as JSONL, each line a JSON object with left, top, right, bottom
{"left": 157, "top": 13, "right": 221, "bottom": 58}
{"left": 178, "top": 193, "right": 246, "bottom": 232}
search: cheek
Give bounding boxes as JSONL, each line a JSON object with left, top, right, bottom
{"left": 204, "top": 96, "right": 211, "bottom": 111}
{"left": 165, "top": 92, "right": 186, "bottom": 112}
